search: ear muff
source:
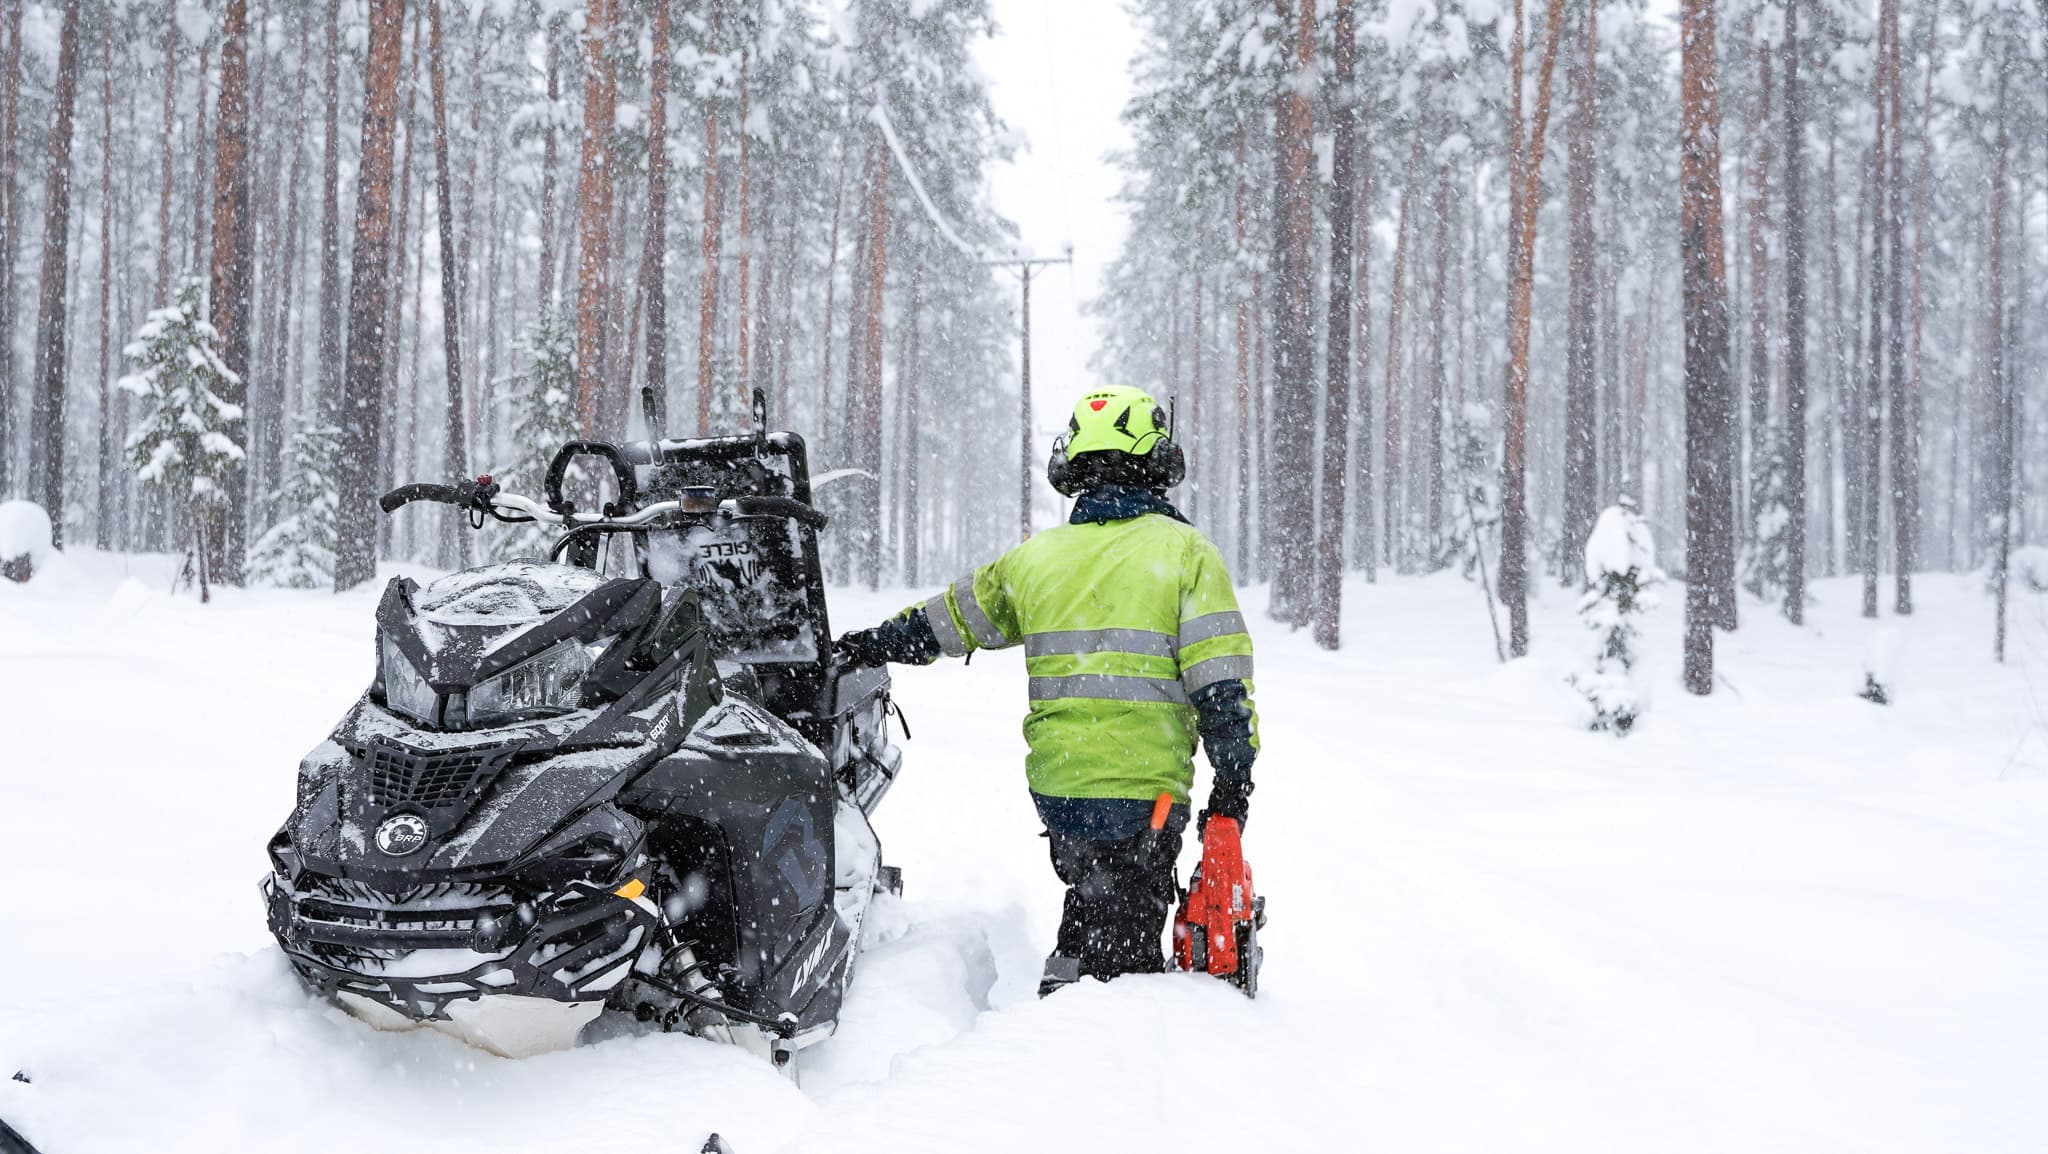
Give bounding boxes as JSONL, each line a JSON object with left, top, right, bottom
{"left": 1048, "top": 434, "right": 1082, "bottom": 496}
{"left": 1145, "top": 437, "right": 1187, "bottom": 489}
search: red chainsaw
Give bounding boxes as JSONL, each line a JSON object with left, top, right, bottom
{"left": 1159, "top": 795, "right": 1266, "bottom": 997}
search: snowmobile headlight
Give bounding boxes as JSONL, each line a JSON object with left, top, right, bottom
{"left": 380, "top": 634, "right": 439, "bottom": 725}
{"left": 467, "top": 638, "right": 596, "bottom": 726}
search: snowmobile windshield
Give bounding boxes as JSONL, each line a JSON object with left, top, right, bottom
{"left": 415, "top": 563, "right": 609, "bottom": 627}
{"left": 644, "top": 521, "right": 817, "bottom": 664}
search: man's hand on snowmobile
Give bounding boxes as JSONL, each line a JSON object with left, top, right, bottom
{"left": 834, "top": 628, "right": 891, "bottom": 669}
{"left": 1198, "top": 771, "right": 1253, "bottom": 836}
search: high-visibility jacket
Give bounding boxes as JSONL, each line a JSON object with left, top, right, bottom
{"left": 911, "top": 511, "right": 1258, "bottom": 804}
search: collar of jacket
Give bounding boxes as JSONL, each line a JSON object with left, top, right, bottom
{"left": 1069, "top": 485, "right": 1189, "bottom": 526}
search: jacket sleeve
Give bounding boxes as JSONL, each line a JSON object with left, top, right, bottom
{"left": 1178, "top": 536, "right": 1259, "bottom": 777}
{"left": 910, "top": 555, "right": 1023, "bottom": 659}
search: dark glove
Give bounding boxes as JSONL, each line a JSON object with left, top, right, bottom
{"left": 834, "top": 608, "right": 945, "bottom": 668}
{"left": 1198, "top": 771, "right": 1253, "bottom": 834}
{"left": 833, "top": 629, "right": 890, "bottom": 669}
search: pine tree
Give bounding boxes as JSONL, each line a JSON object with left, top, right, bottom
{"left": 119, "top": 279, "right": 246, "bottom": 596}
{"left": 1681, "top": 0, "right": 1734, "bottom": 695}
{"left": 1570, "top": 501, "right": 1666, "bottom": 734}
{"left": 1742, "top": 426, "right": 1796, "bottom": 605}
{"left": 492, "top": 315, "right": 578, "bottom": 562}
{"left": 247, "top": 422, "right": 340, "bottom": 588}
{"left": 1443, "top": 402, "right": 1501, "bottom": 582}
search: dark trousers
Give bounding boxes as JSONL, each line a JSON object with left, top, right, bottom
{"left": 1046, "top": 825, "right": 1183, "bottom": 982}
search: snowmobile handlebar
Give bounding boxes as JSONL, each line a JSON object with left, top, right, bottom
{"left": 380, "top": 480, "right": 827, "bottom": 535}
{"left": 378, "top": 482, "right": 466, "bottom": 513}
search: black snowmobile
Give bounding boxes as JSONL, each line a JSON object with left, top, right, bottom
{"left": 261, "top": 414, "right": 902, "bottom": 1074}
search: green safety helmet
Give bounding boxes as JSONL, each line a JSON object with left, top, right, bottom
{"left": 1046, "top": 385, "right": 1187, "bottom": 496}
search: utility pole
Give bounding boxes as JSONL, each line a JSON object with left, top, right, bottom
{"left": 985, "top": 247, "right": 1071, "bottom": 540}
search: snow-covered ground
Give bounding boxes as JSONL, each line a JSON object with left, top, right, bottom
{"left": 4, "top": 550, "right": 2047, "bottom": 1153}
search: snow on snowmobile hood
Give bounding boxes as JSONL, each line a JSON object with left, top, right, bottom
{"left": 389, "top": 562, "right": 636, "bottom": 688}
{"left": 269, "top": 563, "right": 727, "bottom": 889}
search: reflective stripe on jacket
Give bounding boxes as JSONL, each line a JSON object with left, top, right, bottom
{"left": 909, "top": 512, "right": 1258, "bottom": 803}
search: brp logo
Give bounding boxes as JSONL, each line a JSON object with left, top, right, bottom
{"left": 375, "top": 814, "right": 430, "bottom": 857}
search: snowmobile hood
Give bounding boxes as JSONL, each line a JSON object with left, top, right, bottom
{"left": 379, "top": 562, "right": 662, "bottom": 695}
{"left": 273, "top": 570, "right": 726, "bottom": 891}
{"left": 280, "top": 658, "right": 717, "bottom": 891}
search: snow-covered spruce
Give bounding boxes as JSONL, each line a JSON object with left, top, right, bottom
{"left": 1743, "top": 426, "right": 1797, "bottom": 610}
{"left": 246, "top": 422, "right": 341, "bottom": 589}
{"left": 489, "top": 316, "right": 579, "bottom": 563}
{"left": 1441, "top": 402, "right": 1499, "bottom": 579}
{"left": 119, "top": 279, "right": 246, "bottom": 593}
{"left": 1860, "top": 627, "right": 1901, "bottom": 705}
{"left": 2011, "top": 545, "right": 2048, "bottom": 595}
{"left": 0, "top": 499, "right": 55, "bottom": 582}
{"left": 1569, "top": 502, "right": 1665, "bottom": 734}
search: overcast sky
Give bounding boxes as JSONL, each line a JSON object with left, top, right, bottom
{"left": 971, "top": 0, "right": 1140, "bottom": 441}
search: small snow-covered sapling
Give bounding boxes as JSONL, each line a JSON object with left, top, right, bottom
{"left": 1860, "top": 628, "right": 1900, "bottom": 706}
{"left": 1569, "top": 501, "right": 1665, "bottom": 734}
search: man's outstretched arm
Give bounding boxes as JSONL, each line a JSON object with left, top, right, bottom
{"left": 835, "top": 605, "right": 945, "bottom": 667}
{"left": 835, "top": 564, "right": 1021, "bottom": 668}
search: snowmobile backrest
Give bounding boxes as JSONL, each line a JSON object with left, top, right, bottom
{"left": 626, "top": 432, "right": 833, "bottom": 671}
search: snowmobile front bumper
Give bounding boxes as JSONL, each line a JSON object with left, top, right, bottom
{"left": 262, "top": 868, "right": 659, "bottom": 1034}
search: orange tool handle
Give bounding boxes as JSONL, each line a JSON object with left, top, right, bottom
{"left": 1149, "top": 791, "right": 1174, "bottom": 832}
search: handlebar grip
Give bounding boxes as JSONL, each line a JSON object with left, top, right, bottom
{"left": 379, "top": 483, "right": 462, "bottom": 513}
{"left": 724, "top": 496, "right": 829, "bottom": 530}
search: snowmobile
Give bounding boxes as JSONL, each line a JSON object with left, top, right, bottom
{"left": 261, "top": 409, "right": 903, "bottom": 1075}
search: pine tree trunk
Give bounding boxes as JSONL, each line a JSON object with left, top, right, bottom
{"left": 1783, "top": 0, "right": 1809, "bottom": 623}
{"left": 1681, "top": 0, "right": 1733, "bottom": 694}
{"left": 774, "top": 188, "right": 797, "bottom": 424}
{"left": 535, "top": 15, "right": 560, "bottom": 328}
{"left": 902, "top": 255, "right": 923, "bottom": 587}
{"left": 751, "top": 161, "right": 776, "bottom": 408}
{"left": 1561, "top": 0, "right": 1600, "bottom": 580}
{"left": 189, "top": 12, "right": 215, "bottom": 279}
{"left": 96, "top": 24, "right": 115, "bottom": 549}
{"left": 1822, "top": 116, "right": 1842, "bottom": 575}
{"left": 316, "top": 0, "right": 344, "bottom": 422}
{"left": 427, "top": 0, "right": 471, "bottom": 568}
{"left": 1190, "top": 253, "right": 1204, "bottom": 523}
{"left": 1313, "top": 0, "right": 1357, "bottom": 651}
{"left": 27, "top": 0, "right": 81, "bottom": 545}
{"left": 332, "top": 0, "right": 407, "bottom": 592}
{"left": 1745, "top": 35, "right": 1773, "bottom": 548}
{"left": 1382, "top": 116, "right": 1424, "bottom": 573}
{"left": 694, "top": 6, "right": 726, "bottom": 437}
{"left": 1600, "top": 192, "right": 1622, "bottom": 504}
{"left": 1884, "top": 0, "right": 1914, "bottom": 614}
{"left": 1860, "top": 75, "right": 1887, "bottom": 618}
{"left": 0, "top": 0, "right": 23, "bottom": 496}
{"left": 855, "top": 129, "right": 889, "bottom": 589}
{"left": 271, "top": 16, "right": 310, "bottom": 427}
{"left": 1988, "top": 61, "right": 2012, "bottom": 660}
{"left": 1906, "top": 6, "right": 1936, "bottom": 593}
{"left": 640, "top": 0, "right": 671, "bottom": 433}
{"left": 1499, "top": 0, "right": 1569, "bottom": 658}
{"left": 1351, "top": 125, "right": 1376, "bottom": 579}
{"left": 818, "top": 136, "right": 848, "bottom": 452}
{"left": 1426, "top": 157, "right": 1450, "bottom": 564}
{"left": 381, "top": 11, "right": 420, "bottom": 562}
{"left": 1234, "top": 129, "right": 1256, "bottom": 578}
{"left": 734, "top": 52, "right": 752, "bottom": 410}
{"left": 1267, "top": 0, "right": 1317, "bottom": 626}
{"left": 207, "top": 0, "right": 254, "bottom": 583}
{"left": 573, "top": 0, "right": 617, "bottom": 437}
